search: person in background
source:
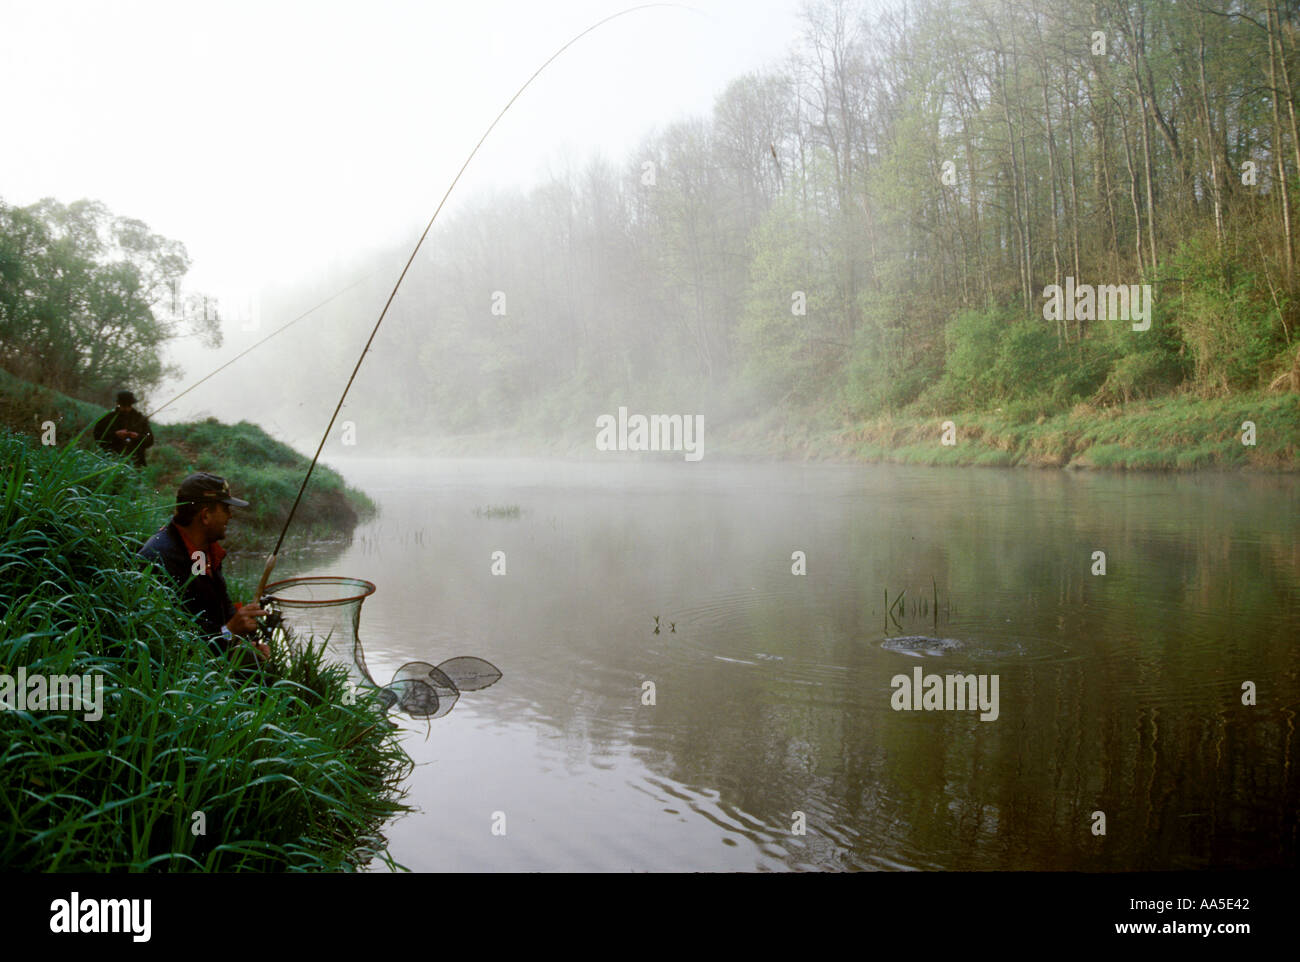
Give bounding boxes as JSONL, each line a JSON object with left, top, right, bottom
{"left": 138, "top": 472, "right": 270, "bottom": 660}
{"left": 92, "top": 390, "right": 154, "bottom": 467}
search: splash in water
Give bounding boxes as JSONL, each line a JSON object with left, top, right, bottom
{"left": 881, "top": 636, "right": 963, "bottom": 658}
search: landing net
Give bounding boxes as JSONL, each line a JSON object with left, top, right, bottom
{"left": 262, "top": 575, "right": 500, "bottom": 719}
{"left": 263, "top": 576, "right": 380, "bottom": 687}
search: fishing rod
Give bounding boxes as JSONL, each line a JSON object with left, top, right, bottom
{"left": 253, "top": 3, "right": 699, "bottom": 602}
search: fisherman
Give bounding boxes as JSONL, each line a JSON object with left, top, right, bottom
{"left": 138, "top": 472, "right": 270, "bottom": 660}
{"left": 92, "top": 390, "right": 154, "bottom": 467}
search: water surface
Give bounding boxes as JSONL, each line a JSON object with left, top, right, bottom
{"left": 266, "top": 458, "right": 1299, "bottom": 871}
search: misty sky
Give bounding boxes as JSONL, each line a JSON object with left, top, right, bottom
{"left": 2, "top": 0, "right": 806, "bottom": 370}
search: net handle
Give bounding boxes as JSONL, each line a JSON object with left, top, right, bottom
{"left": 255, "top": 553, "right": 277, "bottom": 604}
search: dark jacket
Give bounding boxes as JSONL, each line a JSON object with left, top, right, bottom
{"left": 138, "top": 522, "right": 234, "bottom": 652}
{"left": 93, "top": 408, "right": 154, "bottom": 466}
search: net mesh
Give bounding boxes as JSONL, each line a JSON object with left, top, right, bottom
{"left": 263, "top": 576, "right": 379, "bottom": 688}
{"left": 263, "top": 576, "right": 501, "bottom": 718}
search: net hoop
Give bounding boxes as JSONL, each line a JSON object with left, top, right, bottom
{"left": 263, "top": 576, "right": 376, "bottom": 606}
{"left": 262, "top": 576, "right": 381, "bottom": 692}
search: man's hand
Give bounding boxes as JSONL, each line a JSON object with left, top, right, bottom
{"left": 229, "top": 638, "right": 272, "bottom": 667}
{"left": 226, "top": 604, "right": 269, "bottom": 636}
{"left": 114, "top": 428, "right": 129, "bottom": 438}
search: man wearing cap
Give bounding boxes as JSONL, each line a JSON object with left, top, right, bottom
{"left": 92, "top": 390, "right": 154, "bottom": 467}
{"left": 138, "top": 472, "right": 270, "bottom": 659}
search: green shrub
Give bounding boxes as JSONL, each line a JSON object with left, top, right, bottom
{"left": 936, "top": 307, "right": 1078, "bottom": 408}
{"left": 991, "top": 317, "right": 1066, "bottom": 399}
{"left": 1168, "top": 237, "right": 1286, "bottom": 393}
{"left": 1097, "top": 349, "right": 1184, "bottom": 403}
{"left": 940, "top": 307, "right": 1007, "bottom": 403}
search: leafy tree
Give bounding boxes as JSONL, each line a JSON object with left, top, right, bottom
{"left": 737, "top": 193, "right": 844, "bottom": 404}
{"left": 0, "top": 197, "right": 218, "bottom": 401}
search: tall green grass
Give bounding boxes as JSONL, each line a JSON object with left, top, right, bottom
{"left": 1, "top": 429, "right": 410, "bottom": 871}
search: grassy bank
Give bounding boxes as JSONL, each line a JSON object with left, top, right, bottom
{"left": 140, "top": 418, "right": 375, "bottom": 548}
{"left": 814, "top": 391, "right": 1300, "bottom": 471}
{"left": 0, "top": 429, "right": 410, "bottom": 870}
{"left": 0, "top": 368, "right": 374, "bottom": 546}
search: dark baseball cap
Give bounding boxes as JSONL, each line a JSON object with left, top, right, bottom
{"left": 116, "top": 390, "right": 136, "bottom": 405}
{"left": 176, "top": 472, "right": 250, "bottom": 509}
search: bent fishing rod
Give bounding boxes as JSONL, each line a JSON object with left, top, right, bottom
{"left": 253, "top": 3, "right": 697, "bottom": 602}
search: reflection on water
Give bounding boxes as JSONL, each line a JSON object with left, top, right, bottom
{"left": 266, "top": 458, "right": 1298, "bottom": 871}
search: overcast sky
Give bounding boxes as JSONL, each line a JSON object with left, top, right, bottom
{"left": 2, "top": 0, "right": 805, "bottom": 297}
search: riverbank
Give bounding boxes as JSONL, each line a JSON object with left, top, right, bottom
{"left": 0, "top": 429, "right": 410, "bottom": 871}
{"left": 329, "top": 389, "right": 1300, "bottom": 471}
{"left": 718, "top": 390, "right": 1300, "bottom": 471}
{"left": 0, "top": 368, "right": 375, "bottom": 546}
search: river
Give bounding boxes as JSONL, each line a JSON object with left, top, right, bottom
{"left": 271, "top": 457, "right": 1299, "bottom": 871}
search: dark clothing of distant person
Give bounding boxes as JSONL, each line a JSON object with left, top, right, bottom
{"left": 138, "top": 521, "right": 236, "bottom": 653}
{"left": 93, "top": 407, "right": 154, "bottom": 467}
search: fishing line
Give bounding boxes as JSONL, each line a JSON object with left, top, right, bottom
{"left": 254, "top": 3, "right": 702, "bottom": 599}
{"left": 146, "top": 271, "right": 378, "bottom": 420}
